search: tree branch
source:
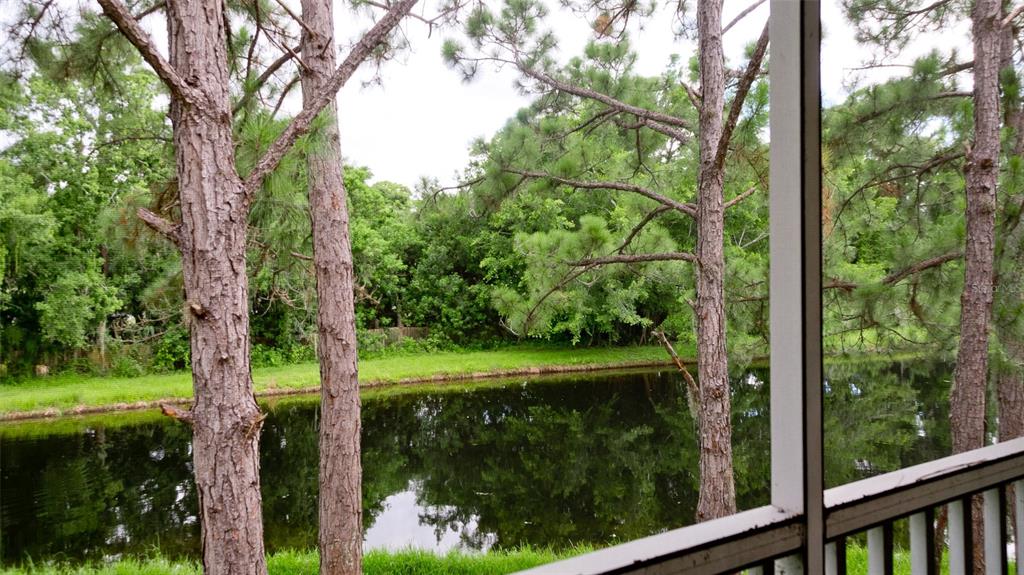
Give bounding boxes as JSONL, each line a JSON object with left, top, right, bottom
{"left": 1004, "top": 3, "right": 1024, "bottom": 27}
{"left": 161, "top": 403, "right": 194, "bottom": 425}
{"left": 880, "top": 251, "right": 962, "bottom": 285}
{"left": 243, "top": 0, "right": 419, "bottom": 195}
{"left": 270, "top": 74, "right": 301, "bottom": 119}
{"left": 233, "top": 46, "right": 301, "bottom": 116}
{"left": 825, "top": 251, "right": 962, "bottom": 290}
{"left": 521, "top": 265, "right": 596, "bottom": 334}
{"left": 724, "top": 186, "right": 758, "bottom": 209}
{"left": 506, "top": 168, "right": 696, "bottom": 218}
{"left": 573, "top": 252, "right": 698, "bottom": 266}
{"left": 361, "top": 0, "right": 469, "bottom": 37}
{"left": 616, "top": 206, "right": 671, "bottom": 253}
{"left": 715, "top": 20, "right": 769, "bottom": 173}
{"left": 96, "top": 0, "right": 209, "bottom": 109}
{"left": 518, "top": 65, "right": 694, "bottom": 136}
{"left": 271, "top": 0, "right": 317, "bottom": 38}
{"left": 654, "top": 328, "right": 699, "bottom": 419}
{"left": 722, "top": 0, "right": 767, "bottom": 35}
{"left": 854, "top": 91, "right": 971, "bottom": 124}
{"left": 137, "top": 207, "right": 181, "bottom": 247}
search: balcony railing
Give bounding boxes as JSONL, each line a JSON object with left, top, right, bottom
{"left": 516, "top": 2, "right": 1022, "bottom": 573}
{"left": 516, "top": 437, "right": 1024, "bottom": 574}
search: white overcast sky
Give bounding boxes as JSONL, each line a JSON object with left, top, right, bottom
{"left": 1, "top": 1, "right": 970, "bottom": 190}
{"left": 330, "top": 0, "right": 969, "bottom": 190}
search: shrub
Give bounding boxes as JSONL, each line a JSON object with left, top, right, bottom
{"left": 153, "top": 327, "right": 190, "bottom": 372}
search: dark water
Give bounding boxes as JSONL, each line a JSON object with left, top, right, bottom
{"left": 0, "top": 360, "right": 952, "bottom": 566}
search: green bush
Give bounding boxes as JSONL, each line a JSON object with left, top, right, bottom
{"left": 251, "top": 344, "right": 287, "bottom": 368}
{"left": 152, "top": 327, "right": 190, "bottom": 372}
{"left": 60, "top": 357, "right": 102, "bottom": 376}
{"left": 110, "top": 355, "right": 146, "bottom": 378}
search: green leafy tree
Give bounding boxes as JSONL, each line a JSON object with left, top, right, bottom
{"left": 443, "top": 0, "right": 770, "bottom": 519}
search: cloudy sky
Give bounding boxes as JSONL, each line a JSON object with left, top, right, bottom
{"left": 328, "top": 1, "right": 967, "bottom": 190}
{"left": 1, "top": 1, "right": 968, "bottom": 190}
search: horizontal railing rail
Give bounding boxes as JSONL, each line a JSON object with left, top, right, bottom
{"left": 514, "top": 436, "right": 1024, "bottom": 574}
{"left": 516, "top": 506, "right": 802, "bottom": 575}
{"left": 826, "top": 436, "right": 1024, "bottom": 539}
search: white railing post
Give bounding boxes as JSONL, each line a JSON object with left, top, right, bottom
{"left": 984, "top": 487, "right": 1007, "bottom": 574}
{"left": 910, "top": 510, "right": 936, "bottom": 575}
{"left": 769, "top": 1, "right": 823, "bottom": 572}
{"left": 1016, "top": 480, "right": 1024, "bottom": 575}
{"left": 826, "top": 542, "right": 839, "bottom": 575}
{"left": 950, "top": 499, "right": 970, "bottom": 575}
{"left": 867, "top": 524, "right": 893, "bottom": 575}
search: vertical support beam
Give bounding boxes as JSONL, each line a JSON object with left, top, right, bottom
{"left": 911, "top": 509, "right": 937, "bottom": 575}
{"left": 984, "top": 487, "right": 1008, "bottom": 575}
{"left": 770, "top": 1, "right": 823, "bottom": 573}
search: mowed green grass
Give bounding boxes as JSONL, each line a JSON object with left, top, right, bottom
{"left": 0, "top": 547, "right": 592, "bottom": 575}
{"left": 0, "top": 345, "right": 675, "bottom": 416}
{"left": 3, "top": 545, "right": 1008, "bottom": 575}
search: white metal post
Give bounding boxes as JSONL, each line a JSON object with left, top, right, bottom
{"left": 769, "top": 1, "right": 823, "bottom": 572}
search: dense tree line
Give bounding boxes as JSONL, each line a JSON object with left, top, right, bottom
{"left": 2, "top": 0, "right": 1022, "bottom": 572}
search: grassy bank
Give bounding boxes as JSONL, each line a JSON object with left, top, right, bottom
{"left": 1, "top": 545, "right": 990, "bottom": 574}
{"left": 0, "top": 547, "right": 589, "bottom": 575}
{"left": 0, "top": 344, "right": 677, "bottom": 418}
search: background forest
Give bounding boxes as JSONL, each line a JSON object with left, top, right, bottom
{"left": 0, "top": 0, "right": 1019, "bottom": 385}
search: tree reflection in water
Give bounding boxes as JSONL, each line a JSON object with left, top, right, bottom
{"left": 0, "top": 361, "right": 950, "bottom": 566}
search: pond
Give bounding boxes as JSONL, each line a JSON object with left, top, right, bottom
{"left": 0, "top": 359, "right": 953, "bottom": 566}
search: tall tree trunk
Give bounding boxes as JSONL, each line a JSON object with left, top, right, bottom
{"left": 951, "top": 1, "right": 1001, "bottom": 571}
{"left": 995, "top": 19, "right": 1024, "bottom": 446}
{"left": 97, "top": 1, "right": 418, "bottom": 573}
{"left": 299, "top": 2, "right": 363, "bottom": 573}
{"left": 164, "top": 1, "right": 268, "bottom": 573}
{"left": 694, "top": 0, "right": 735, "bottom": 522}
{"left": 997, "top": 342, "right": 1024, "bottom": 441}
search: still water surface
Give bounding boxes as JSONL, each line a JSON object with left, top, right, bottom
{"left": 0, "top": 360, "right": 952, "bottom": 566}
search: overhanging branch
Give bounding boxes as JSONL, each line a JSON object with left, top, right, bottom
{"left": 724, "top": 186, "right": 758, "bottom": 209}
{"left": 714, "top": 20, "right": 769, "bottom": 173}
{"left": 96, "top": 0, "right": 209, "bottom": 110}
{"left": 574, "top": 252, "right": 698, "bottom": 266}
{"left": 506, "top": 168, "right": 697, "bottom": 218}
{"left": 233, "top": 46, "right": 301, "bottom": 116}
{"left": 243, "top": 0, "right": 419, "bottom": 195}
{"left": 825, "top": 251, "right": 962, "bottom": 290}
{"left": 518, "top": 64, "right": 694, "bottom": 138}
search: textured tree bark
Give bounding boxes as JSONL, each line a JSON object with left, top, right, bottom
{"left": 995, "top": 15, "right": 1024, "bottom": 452}
{"left": 299, "top": 2, "right": 363, "bottom": 573}
{"left": 96, "top": 1, "right": 419, "bottom": 573}
{"left": 694, "top": 0, "right": 735, "bottom": 522}
{"left": 951, "top": 1, "right": 1001, "bottom": 571}
{"left": 997, "top": 345, "right": 1024, "bottom": 441}
{"left": 165, "top": 1, "right": 268, "bottom": 573}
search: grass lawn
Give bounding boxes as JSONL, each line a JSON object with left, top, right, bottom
{"left": 0, "top": 547, "right": 591, "bottom": 575}
{"left": 2, "top": 545, "right": 998, "bottom": 574}
{"left": 0, "top": 344, "right": 677, "bottom": 417}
